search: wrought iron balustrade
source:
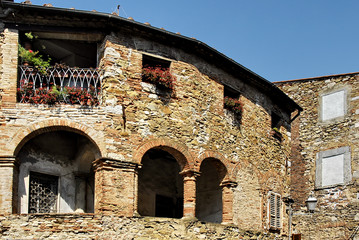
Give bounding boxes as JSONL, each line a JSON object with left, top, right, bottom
{"left": 18, "top": 65, "right": 102, "bottom": 105}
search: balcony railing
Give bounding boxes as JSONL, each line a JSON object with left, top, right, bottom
{"left": 18, "top": 65, "right": 102, "bottom": 106}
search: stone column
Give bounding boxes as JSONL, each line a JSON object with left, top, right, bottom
{"left": 93, "top": 158, "right": 139, "bottom": 216}
{"left": 221, "top": 180, "right": 237, "bottom": 224}
{"left": 180, "top": 170, "right": 199, "bottom": 219}
{"left": 0, "top": 156, "right": 18, "bottom": 214}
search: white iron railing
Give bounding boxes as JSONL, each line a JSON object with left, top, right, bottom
{"left": 18, "top": 65, "right": 102, "bottom": 105}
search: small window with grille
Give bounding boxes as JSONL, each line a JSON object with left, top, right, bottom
{"left": 268, "top": 191, "right": 281, "bottom": 231}
{"left": 28, "top": 172, "right": 59, "bottom": 213}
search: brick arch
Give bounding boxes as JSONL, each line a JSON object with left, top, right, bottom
{"left": 194, "top": 151, "right": 232, "bottom": 182}
{"left": 133, "top": 138, "right": 194, "bottom": 170}
{"left": 10, "top": 118, "right": 105, "bottom": 156}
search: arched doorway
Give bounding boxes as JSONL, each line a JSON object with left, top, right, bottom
{"left": 137, "top": 148, "right": 184, "bottom": 218}
{"left": 16, "top": 130, "right": 101, "bottom": 213}
{"left": 196, "top": 158, "right": 227, "bottom": 223}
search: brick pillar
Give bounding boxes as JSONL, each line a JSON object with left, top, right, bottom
{"left": 1, "top": 28, "right": 18, "bottom": 108}
{"left": 0, "top": 156, "right": 18, "bottom": 214}
{"left": 93, "top": 158, "right": 139, "bottom": 216}
{"left": 221, "top": 180, "right": 237, "bottom": 224}
{"left": 180, "top": 170, "right": 199, "bottom": 219}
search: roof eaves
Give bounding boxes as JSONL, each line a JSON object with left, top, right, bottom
{"left": 274, "top": 71, "right": 359, "bottom": 84}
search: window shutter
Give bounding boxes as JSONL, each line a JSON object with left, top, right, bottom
{"left": 269, "top": 192, "right": 281, "bottom": 230}
{"left": 270, "top": 193, "right": 276, "bottom": 228}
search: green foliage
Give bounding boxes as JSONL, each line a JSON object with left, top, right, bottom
{"left": 24, "top": 32, "right": 36, "bottom": 40}
{"left": 19, "top": 32, "right": 51, "bottom": 75}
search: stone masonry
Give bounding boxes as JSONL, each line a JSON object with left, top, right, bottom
{"left": 0, "top": 2, "right": 301, "bottom": 239}
{"left": 276, "top": 73, "right": 359, "bottom": 239}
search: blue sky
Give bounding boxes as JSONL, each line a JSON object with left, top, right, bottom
{"left": 15, "top": 0, "right": 359, "bottom": 82}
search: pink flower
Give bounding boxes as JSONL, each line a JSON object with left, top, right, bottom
{"left": 28, "top": 50, "right": 33, "bottom": 53}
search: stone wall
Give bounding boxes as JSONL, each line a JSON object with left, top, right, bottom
{"left": 276, "top": 73, "right": 359, "bottom": 239}
{"left": 0, "top": 214, "right": 283, "bottom": 239}
{"left": 0, "top": 21, "right": 295, "bottom": 237}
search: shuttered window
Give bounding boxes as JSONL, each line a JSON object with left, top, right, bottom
{"left": 269, "top": 192, "right": 281, "bottom": 230}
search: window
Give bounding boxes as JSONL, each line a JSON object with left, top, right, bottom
{"left": 320, "top": 89, "right": 347, "bottom": 121}
{"left": 271, "top": 112, "right": 283, "bottom": 141}
{"left": 141, "top": 54, "right": 175, "bottom": 95}
{"left": 315, "top": 146, "right": 351, "bottom": 188}
{"left": 28, "top": 172, "right": 58, "bottom": 213}
{"left": 268, "top": 191, "right": 281, "bottom": 230}
{"left": 223, "top": 86, "right": 242, "bottom": 124}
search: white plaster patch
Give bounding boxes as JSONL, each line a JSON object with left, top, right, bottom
{"left": 104, "top": 47, "right": 121, "bottom": 60}
{"left": 322, "top": 154, "right": 344, "bottom": 186}
{"left": 105, "top": 105, "right": 123, "bottom": 114}
{"left": 322, "top": 90, "right": 345, "bottom": 121}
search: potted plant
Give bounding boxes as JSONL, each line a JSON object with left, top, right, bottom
{"left": 142, "top": 66, "right": 176, "bottom": 92}
{"left": 224, "top": 96, "right": 243, "bottom": 115}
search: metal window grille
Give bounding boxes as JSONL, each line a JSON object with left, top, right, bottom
{"left": 28, "top": 172, "right": 58, "bottom": 213}
{"left": 18, "top": 65, "right": 102, "bottom": 104}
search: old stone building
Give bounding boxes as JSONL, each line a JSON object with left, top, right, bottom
{"left": 0, "top": 1, "right": 308, "bottom": 239}
{"left": 276, "top": 73, "right": 359, "bottom": 239}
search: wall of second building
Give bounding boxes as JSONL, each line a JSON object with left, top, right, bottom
{"left": 277, "top": 74, "right": 359, "bottom": 239}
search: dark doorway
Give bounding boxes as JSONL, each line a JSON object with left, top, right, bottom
{"left": 196, "top": 158, "right": 226, "bottom": 223}
{"left": 138, "top": 149, "right": 183, "bottom": 218}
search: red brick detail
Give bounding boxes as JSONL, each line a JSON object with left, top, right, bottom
{"left": 182, "top": 172, "right": 197, "bottom": 218}
{"left": 289, "top": 116, "right": 310, "bottom": 209}
{"left": 133, "top": 138, "right": 194, "bottom": 170}
{"left": 222, "top": 184, "right": 234, "bottom": 224}
{"left": 10, "top": 118, "right": 104, "bottom": 156}
{"left": 194, "top": 151, "right": 232, "bottom": 181}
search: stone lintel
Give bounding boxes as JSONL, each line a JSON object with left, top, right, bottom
{"left": 93, "top": 157, "right": 139, "bottom": 171}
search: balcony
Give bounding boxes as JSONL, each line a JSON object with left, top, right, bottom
{"left": 17, "top": 65, "right": 101, "bottom": 106}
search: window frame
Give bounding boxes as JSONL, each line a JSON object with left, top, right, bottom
{"left": 315, "top": 146, "right": 351, "bottom": 189}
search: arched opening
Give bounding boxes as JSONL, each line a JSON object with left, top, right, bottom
{"left": 138, "top": 148, "right": 183, "bottom": 218}
{"left": 196, "top": 158, "right": 227, "bottom": 223}
{"left": 16, "top": 130, "right": 101, "bottom": 214}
